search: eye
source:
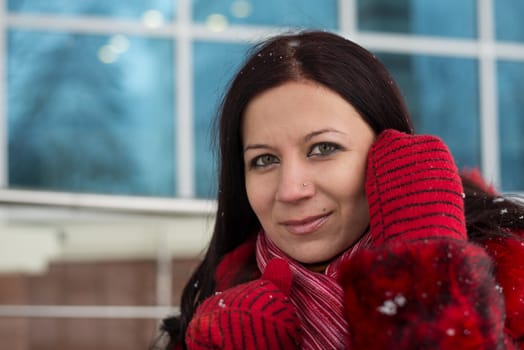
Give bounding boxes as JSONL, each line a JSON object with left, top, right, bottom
{"left": 251, "top": 154, "right": 279, "bottom": 168}
{"left": 309, "top": 142, "right": 339, "bottom": 157}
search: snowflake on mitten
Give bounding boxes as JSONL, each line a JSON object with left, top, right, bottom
{"left": 340, "top": 130, "right": 508, "bottom": 349}
{"left": 341, "top": 240, "right": 506, "bottom": 349}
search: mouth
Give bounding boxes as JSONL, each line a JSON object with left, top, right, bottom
{"left": 280, "top": 213, "right": 331, "bottom": 235}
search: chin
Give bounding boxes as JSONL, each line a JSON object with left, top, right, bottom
{"left": 277, "top": 237, "right": 348, "bottom": 264}
{"left": 291, "top": 249, "right": 336, "bottom": 265}
{"left": 295, "top": 256, "right": 323, "bottom": 264}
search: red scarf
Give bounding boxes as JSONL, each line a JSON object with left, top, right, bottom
{"left": 256, "top": 231, "right": 370, "bottom": 349}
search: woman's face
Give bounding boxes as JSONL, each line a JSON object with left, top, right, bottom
{"left": 242, "top": 81, "right": 375, "bottom": 264}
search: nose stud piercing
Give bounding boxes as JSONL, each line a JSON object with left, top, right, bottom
{"left": 302, "top": 182, "right": 308, "bottom": 187}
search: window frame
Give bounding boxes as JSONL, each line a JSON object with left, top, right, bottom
{"left": 1, "top": 0, "right": 524, "bottom": 200}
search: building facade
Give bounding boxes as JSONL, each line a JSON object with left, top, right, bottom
{"left": 1, "top": 0, "right": 523, "bottom": 348}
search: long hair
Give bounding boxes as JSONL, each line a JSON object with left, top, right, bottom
{"left": 159, "top": 30, "right": 524, "bottom": 348}
{"left": 160, "top": 30, "right": 413, "bottom": 348}
{"left": 461, "top": 172, "right": 524, "bottom": 241}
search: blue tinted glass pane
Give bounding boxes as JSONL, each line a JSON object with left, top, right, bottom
{"left": 498, "top": 61, "right": 524, "bottom": 191}
{"left": 193, "top": 41, "right": 250, "bottom": 198}
{"left": 358, "top": 0, "right": 476, "bottom": 38}
{"left": 377, "top": 53, "right": 480, "bottom": 169}
{"left": 8, "top": 0, "right": 174, "bottom": 20}
{"left": 193, "top": 0, "right": 337, "bottom": 29}
{"left": 8, "top": 30, "right": 175, "bottom": 196}
{"left": 495, "top": 0, "right": 524, "bottom": 42}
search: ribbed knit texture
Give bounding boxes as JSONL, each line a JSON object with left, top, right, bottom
{"left": 256, "top": 232, "right": 369, "bottom": 350}
{"left": 186, "top": 258, "right": 301, "bottom": 349}
{"left": 187, "top": 129, "right": 493, "bottom": 349}
{"left": 365, "top": 129, "right": 467, "bottom": 246}
{"left": 340, "top": 130, "right": 509, "bottom": 349}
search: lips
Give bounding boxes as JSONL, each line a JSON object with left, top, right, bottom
{"left": 280, "top": 213, "right": 331, "bottom": 235}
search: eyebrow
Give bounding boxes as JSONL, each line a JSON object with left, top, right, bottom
{"left": 243, "top": 143, "right": 270, "bottom": 153}
{"left": 304, "top": 128, "right": 346, "bottom": 142}
{"left": 243, "top": 128, "right": 346, "bottom": 153}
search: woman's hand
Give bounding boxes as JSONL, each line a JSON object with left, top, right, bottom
{"left": 186, "top": 258, "right": 301, "bottom": 350}
{"left": 339, "top": 130, "right": 509, "bottom": 349}
{"left": 365, "top": 129, "right": 467, "bottom": 246}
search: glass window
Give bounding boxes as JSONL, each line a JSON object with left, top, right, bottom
{"left": 358, "top": 0, "right": 476, "bottom": 38}
{"left": 193, "top": 41, "right": 250, "bottom": 198}
{"left": 377, "top": 53, "right": 480, "bottom": 170}
{"left": 495, "top": 0, "right": 524, "bottom": 43}
{"left": 7, "top": 0, "right": 175, "bottom": 21}
{"left": 8, "top": 30, "right": 175, "bottom": 196}
{"left": 193, "top": 0, "right": 338, "bottom": 29}
{"left": 498, "top": 61, "right": 524, "bottom": 191}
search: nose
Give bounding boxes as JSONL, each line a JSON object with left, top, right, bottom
{"left": 275, "top": 160, "right": 315, "bottom": 203}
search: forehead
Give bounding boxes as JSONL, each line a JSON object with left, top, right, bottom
{"left": 242, "top": 81, "right": 365, "bottom": 141}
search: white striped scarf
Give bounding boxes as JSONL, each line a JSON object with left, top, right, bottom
{"left": 256, "top": 232, "right": 371, "bottom": 349}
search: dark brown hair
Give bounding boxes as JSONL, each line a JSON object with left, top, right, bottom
{"left": 160, "top": 30, "right": 412, "bottom": 349}
{"left": 462, "top": 174, "right": 524, "bottom": 241}
{"left": 159, "top": 30, "right": 524, "bottom": 348}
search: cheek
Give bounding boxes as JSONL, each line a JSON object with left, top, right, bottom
{"left": 344, "top": 163, "right": 370, "bottom": 221}
{"left": 338, "top": 180, "right": 367, "bottom": 210}
{"left": 245, "top": 176, "right": 272, "bottom": 219}
{"left": 332, "top": 159, "right": 367, "bottom": 199}
{"left": 327, "top": 159, "right": 370, "bottom": 222}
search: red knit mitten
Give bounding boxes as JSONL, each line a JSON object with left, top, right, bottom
{"left": 186, "top": 258, "right": 301, "bottom": 349}
{"left": 340, "top": 130, "right": 507, "bottom": 349}
{"left": 341, "top": 240, "right": 506, "bottom": 349}
{"left": 365, "top": 129, "right": 467, "bottom": 246}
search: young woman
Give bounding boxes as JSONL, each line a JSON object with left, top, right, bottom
{"left": 160, "top": 30, "right": 524, "bottom": 349}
